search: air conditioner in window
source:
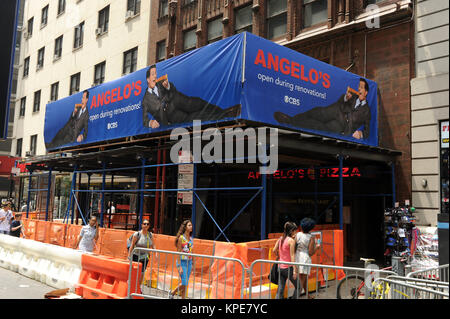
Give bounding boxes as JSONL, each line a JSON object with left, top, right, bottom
{"left": 36, "top": 64, "right": 43, "bottom": 70}
{"left": 25, "top": 151, "right": 32, "bottom": 157}
{"left": 125, "top": 10, "right": 134, "bottom": 19}
{"left": 54, "top": 54, "right": 60, "bottom": 60}
{"left": 95, "top": 28, "right": 103, "bottom": 36}
{"left": 24, "top": 32, "right": 30, "bottom": 39}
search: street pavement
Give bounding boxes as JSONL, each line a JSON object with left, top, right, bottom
{"left": 0, "top": 266, "right": 54, "bottom": 299}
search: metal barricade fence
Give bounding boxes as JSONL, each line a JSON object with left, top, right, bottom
{"left": 406, "top": 264, "right": 449, "bottom": 282}
{"left": 127, "top": 248, "right": 246, "bottom": 299}
{"left": 247, "top": 259, "right": 397, "bottom": 299}
{"left": 385, "top": 275, "right": 449, "bottom": 298}
{"left": 372, "top": 277, "right": 449, "bottom": 299}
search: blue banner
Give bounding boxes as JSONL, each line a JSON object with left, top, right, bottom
{"left": 44, "top": 35, "right": 244, "bottom": 150}
{"left": 44, "top": 32, "right": 378, "bottom": 150}
{"left": 242, "top": 33, "right": 378, "bottom": 146}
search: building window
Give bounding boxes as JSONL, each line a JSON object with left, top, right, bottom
{"left": 30, "top": 135, "right": 37, "bottom": 156}
{"left": 303, "top": 0, "right": 328, "bottom": 28}
{"left": 74, "top": 21, "right": 84, "bottom": 49}
{"left": 54, "top": 35, "right": 63, "bottom": 59}
{"left": 16, "top": 138, "right": 23, "bottom": 157}
{"left": 183, "top": 29, "right": 196, "bottom": 52}
{"left": 23, "top": 57, "right": 30, "bottom": 77}
{"left": 156, "top": 40, "right": 166, "bottom": 62}
{"left": 50, "top": 82, "right": 59, "bottom": 101}
{"left": 57, "top": 0, "right": 66, "bottom": 15}
{"left": 37, "top": 47, "right": 45, "bottom": 70}
{"left": 94, "top": 61, "right": 106, "bottom": 85}
{"left": 98, "top": 5, "right": 110, "bottom": 33}
{"left": 70, "top": 73, "right": 81, "bottom": 95}
{"left": 159, "top": 0, "right": 168, "bottom": 18}
{"left": 41, "top": 5, "right": 49, "bottom": 27}
{"left": 235, "top": 5, "right": 253, "bottom": 34}
{"left": 27, "top": 17, "right": 34, "bottom": 37}
{"left": 127, "top": 0, "right": 141, "bottom": 15}
{"left": 123, "top": 47, "right": 138, "bottom": 74}
{"left": 267, "top": 0, "right": 287, "bottom": 39}
{"left": 208, "top": 18, "right": 223, "bottom": 44}
{"left": 19, "top": 97, "right": 26, "bottom": 117}
{"left": 33, "top": 90, "right": 41, "bottom": 112}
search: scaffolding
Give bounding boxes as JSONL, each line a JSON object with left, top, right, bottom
{"left": 16, "top": 126, "right": 402, "bottom": 244}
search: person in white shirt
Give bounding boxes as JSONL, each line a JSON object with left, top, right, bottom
{"left": 74, "top": 215, "right": 99, "bottom": 253}
{"left": 0, "top": 203, "right": 13, "bottom": 235}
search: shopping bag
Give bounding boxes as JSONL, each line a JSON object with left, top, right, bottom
{"left": 268, "top": 264, "right": 279, "bottom": 284}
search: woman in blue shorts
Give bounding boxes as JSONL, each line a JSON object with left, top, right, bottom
{"left": 169, "top": 220, "right": 193, "bottom": 299}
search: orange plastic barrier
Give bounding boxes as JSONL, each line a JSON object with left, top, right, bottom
{"left": 65, "top": 224, "right": 83, "bottom": 249}
{"left": 34, "top": 220, "right": 50, "bottom": 243}
{"left": 98, "top": 228, "right": 128, "bottom": 259}
{"left": 47, "top": 222, "right": 67, "bottom": 246}
{"left": 93, "top": 228, "right": 105, "bottom": 255}
{"left": 75, "top": 254, "right": 142, "bottom": 299}
{"left": 22, "top": 218, "right": 36, "bottom": 240}
{"left": 209, "top": 241, "right": 246, "bottom": 299}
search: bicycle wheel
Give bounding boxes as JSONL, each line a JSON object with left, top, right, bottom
{"left": 336, "top": 275, "right": 366, "bottom": 299}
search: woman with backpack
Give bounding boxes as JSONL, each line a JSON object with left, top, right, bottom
{"left": 127, "top": 219, "right": 155, "bottom": 275}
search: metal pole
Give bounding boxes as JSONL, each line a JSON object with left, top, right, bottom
{"left": 70, "top": 166, "right": 78, "bottom": 224}
{"left": 192, "top": 162, "right": 197, "bottom": 236}
{"left": 260, "top": 146, "right": 268, "bottom": 241}
{"left": 139, "top": 157, "right": 146, "bottom": 227}
{"left": 100, "top": 162, "right": 106, "bottom": 227}
{"left": 45, "top": 167, "right": 53, "bottom": 221}
{"left": 391, "top": 162, "right": 396, "bottom": 207}
{"left": 339, "top": 155, "right": 344, "bottom": 230}
{"left": 86, "top": 173, "right": 91, "bottom": 219}
{"left": 26, "top": 169, "right": 33, "bottom": 218}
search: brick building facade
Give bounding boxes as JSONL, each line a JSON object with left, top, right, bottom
{"left": 148, "top": 0, "right": 414, "bottom": 206}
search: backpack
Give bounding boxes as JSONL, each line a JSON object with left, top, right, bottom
{"left": 127, "top": 231, "right": 141, "bottom": 250}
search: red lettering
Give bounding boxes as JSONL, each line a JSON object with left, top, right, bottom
{"left": 111, "top": 88, "right": 118, "bottom": 103}
{"left": 104, "top": 90, "right": 111, "bottom": 104}
{"left": 134, "top": 80, "right": 142, "bottom": 96}
{"left": 117, "top": 86, "right": 124, "bottom": 101}
{"left": 351, "top": 167, "right": 361, "bottom": 177}
{"left": 267, "top": 53, "right": 279, "bottom": 71}
{"left": 322, "top": 73, "right": 330, "bottom": 88}
{"left": 300, "top": 65, "right": 309, "bottom": 82}
{"left": 280, "top": 58, "right": 290, "bottom": 75}
{"left": 248, "top": 172, "right": 255, "bottom": 179}
{"left": 309, "top": 68, "right": 319, "bottom": 84}
{"left": 124, "top": 84, "right": 132, "bottom": 99}
{"left": 291, "top": 62, "right": 300, "bottom": 79}
{"left": 97, "top": 93, "right": 103, "bottom": 107}
{"left": 90, "top": 95, "right": 97, "bottom": 109}
{"left": 254, "top": 49, "right": 267, "bottom": 68}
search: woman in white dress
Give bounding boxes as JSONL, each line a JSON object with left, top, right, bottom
{"left": 295, "top": 218, "right": 320, "bottom": 298}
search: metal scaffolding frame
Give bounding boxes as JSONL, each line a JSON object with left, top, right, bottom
{"left": 20, "top": 129, "right": 402, "bottom": 241}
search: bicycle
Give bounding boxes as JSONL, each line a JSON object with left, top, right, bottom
{"left": 336, "top": 258, "right": 395, "bottom": 299}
